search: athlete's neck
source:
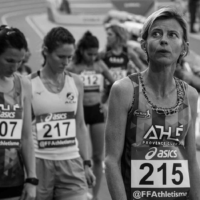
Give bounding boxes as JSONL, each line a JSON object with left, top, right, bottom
{"left": 41, "top": 66, "right": 64, "bottom": 82}
{"left": 111, "top": 45, "right": 123, "bottom": 55}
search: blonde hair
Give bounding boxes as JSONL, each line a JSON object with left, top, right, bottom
{"left": 106, "top": 24, "right": 129, "bottom": 47}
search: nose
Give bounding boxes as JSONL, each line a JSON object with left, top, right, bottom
{"left": 160, "top": 34, "right": 168, "bottom": 45}
{"left": 14, "top": 62, "right": 21, "bottom": 70}
{"left": 63, "top": 57, "right": 72, "bottom": 66}
{"left": 91, "top": 55, "right": 96, "bottom": 62}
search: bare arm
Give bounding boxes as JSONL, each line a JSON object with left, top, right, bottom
{"left": 72, "top": 73, "right": 89, "bottom": 160}
{"left": 105, "top": 77, "right": 133, "bottom": 200}
{"left": 186, "top": 86, "right": 200, "bottom": 200}
{"left": 21, "top": 76, "right": 36, "bottom": 178}
{"left": 20, "top": 76, "right": 36, "bottom": 200}
{"left": 100, "top": 60, "right": 115, "bottom": 84}
{"left": 72, "top": 73, "right": 96, "bottom": 186}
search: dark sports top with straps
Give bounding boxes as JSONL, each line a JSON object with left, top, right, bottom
{"left": 0, "top": 73, "right": 24, "bottom": 189}
{"left": 121, "top": 73, "right": 192, "bottom": 200}
{"left": 101, "top": 47, "right": 129, "bottom": 70}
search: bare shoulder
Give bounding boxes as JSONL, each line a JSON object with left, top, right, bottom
{"left": 187, "top": 84, "right": 198, "bottom": 102}
{"left": 186, "top": 84, "right": 198, "bottom": 115}
{"left": 68, "top": 72, "right": 83, "bottom": 91}
{"left": 112, "top": 76, "right": 132, "bottom": 93}
{"left": 97, "top": 59, "right": 107, "bottom": 70}
{"left": 110, "top": 76, "right": 134, "bottom": 110}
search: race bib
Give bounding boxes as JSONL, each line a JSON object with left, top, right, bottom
{"left": 131, "top": 146, "right": 190, "bottom": 200}
{"left": 109, "top": 68, "right": 127, "bottom": 81}
{"left": 0, "top": 108, "right": 23, "bottom": 148}
{"left": 36, "top": 111, "right": 76, "bottom": 149}
{"left": 80, "top": 71, "right": 104, "bottom": 92}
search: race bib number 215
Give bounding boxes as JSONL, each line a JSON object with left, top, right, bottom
{"left": 131, "top": 146, "right": 190, "bottom": 200}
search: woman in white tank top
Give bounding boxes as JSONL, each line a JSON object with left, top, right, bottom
{"left": 30, "top": 27, "right": 95, "bottom": 200}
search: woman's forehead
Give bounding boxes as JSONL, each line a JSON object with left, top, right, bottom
{"left": 150, "top": 18, "right": 183, "bottom": 33}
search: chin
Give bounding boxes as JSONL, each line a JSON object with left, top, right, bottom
{"left": 154, "top": 58, "right": 173, "bottom": 65}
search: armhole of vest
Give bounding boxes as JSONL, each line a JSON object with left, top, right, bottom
{"left": 127, "top": 74, "right": 138, "bottom": 115}
{"left": 32, "top": 105, "right": 35, "bottom": 121}
{"left": 30, "top": 71, "right": 39, "bottom": 121}
{"left": 31, "top": 71, "right": 39, "bottom": 79}
{"left": 181, "top": 79, "right": 187, "bottom": 93}
{"left": 13, "top": 73, "right": 23, "bottom": 106}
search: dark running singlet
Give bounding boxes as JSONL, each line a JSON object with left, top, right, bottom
{"left": 0, "top": 73, "right": 24, "bottom": 198}
{"left": 102, "top": 47, "right": 129, "bottom": 81}
{"left": 121, "top": 73, "right": 191, "bottom": 200}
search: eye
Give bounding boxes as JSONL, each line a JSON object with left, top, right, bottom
{"left": 67, "top": 56, "right": 72, "bottom": 60}
{"left": 6, "top": 59, "right": 15, "bottom": 63}
{"left": 169, "top": 32, "right": 178, "bottom": 38}
{"left": 58, "top": 55, "right": 66, "bottom": 59}
{"left": 152, "top": 31, "right": 161, "bottom": 38}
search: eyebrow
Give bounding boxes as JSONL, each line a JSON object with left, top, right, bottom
{"left": 151, "top": 27, "right": 181, "bottom": 34}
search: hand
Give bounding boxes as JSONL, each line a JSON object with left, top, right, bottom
{"left": 20, "top": 183, "right": 36, "bottom": 200}
{"left": 100, "top": 103, "right": 108, "bottom": 120}
{"left": 85, "top": 166, "right": 96, "bottom": 188}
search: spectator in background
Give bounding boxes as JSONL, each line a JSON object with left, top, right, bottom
{"left": 59, "top": 0, "right": 71, "bottom": 14}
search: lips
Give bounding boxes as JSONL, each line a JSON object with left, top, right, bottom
{"left": 157, "top": 49, "right": 170, "bottom": 53}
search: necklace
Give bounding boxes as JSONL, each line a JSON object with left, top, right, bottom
{"left": 138, "top": 73, "right": 185, "bottom": 116}
{"left": 41, "top": 71, "right": 65, "bottom": 93}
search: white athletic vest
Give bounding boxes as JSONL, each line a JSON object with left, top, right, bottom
{"left": 31, "top": 71, "right": 79, "bottom": 160}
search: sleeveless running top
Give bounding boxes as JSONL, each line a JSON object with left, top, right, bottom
{"left": 102, "top": 47, "right": 129, "bottom": 81}
{"left": 0, "top": 73, "right": 25, "bottom": 188}
{"left": 68, "top": 60, "right": 104, "bottom": 93}
{"left": 122, "top": 73, "right": 192, "bottom": 200}
{"left": 31, "top": 71, "right": 79, "bottom": 160}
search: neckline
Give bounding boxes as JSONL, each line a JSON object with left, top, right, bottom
{"left": 37, "top": 70, "right": 66, "bottom": 94}
{"left": 138, "top": 72, "right": 185, "bottom": 116}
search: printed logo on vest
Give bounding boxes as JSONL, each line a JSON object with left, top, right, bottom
{"left": 65, "top": 92, "right": 76, "bottom": 104}
{"left": 0, "top": 104, "right": 21, "bottom": 118}
{"left": 145, "top": 147, "right": 178, "bottom": 160}
{"left": 109, "top": 57, "right": 124, "bottom": 64}
{"left": 134, "top": 109, "right": 150, "bottom": 118}
{"left": 142, "top": 125, "right": 183, "bottom": 146}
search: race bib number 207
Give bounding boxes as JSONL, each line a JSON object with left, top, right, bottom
{"left": 131, "top": 146, "right": 190, "bottom": 200}
{"left": 0, "top": 109, "right": 23, "bottom": 148}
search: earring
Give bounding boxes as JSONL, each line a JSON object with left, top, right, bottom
{"left": 181, "top": 51, "right": 185, "bottom": 56}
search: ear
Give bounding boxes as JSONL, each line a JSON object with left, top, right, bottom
{"left": 181, "top": 41, "right": 189, "bottom": 57}
{"left": 140, "top": 39, "right": 147, "bottom": 53}
{"left": 42, "top": 46, "right": 48, "bottom": 56}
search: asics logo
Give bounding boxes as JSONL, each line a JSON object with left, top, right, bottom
{"left": 145, "top": 147, "right": 157, "bottom": 160}
{"left": 145, "top": 147, "right": 178, "bottom": 160}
